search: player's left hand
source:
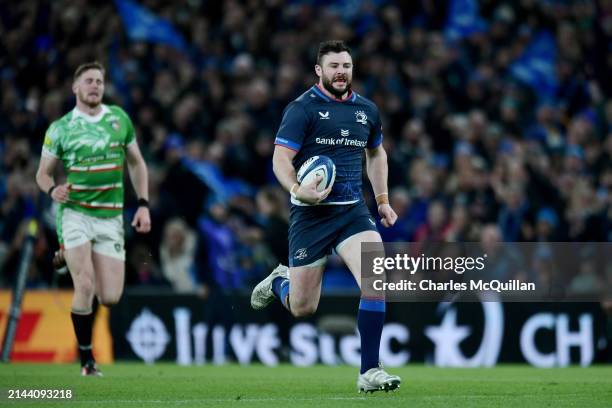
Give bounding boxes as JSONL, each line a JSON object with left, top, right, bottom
{"left": 131, "top": 207, "right": 151, "bottom": 233}
{"left": 378, "top": 204, "right": 397, "bottom": 228}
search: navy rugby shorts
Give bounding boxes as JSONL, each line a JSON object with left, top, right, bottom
{"left": 288, "top": 201, "right": 378, "bottom": 267}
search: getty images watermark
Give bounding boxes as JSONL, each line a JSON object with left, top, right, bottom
{"left": 372, "top": 252, "right": 535, "bottom": 293}
{"left": 361, "top": 242, "right": 611, "bottom": 302}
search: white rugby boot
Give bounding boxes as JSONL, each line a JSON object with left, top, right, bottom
{"left": 357, "top": 364, "right": 401, "bottom": 393}
{"left": 250, "top": 264, "right": 289, "bottom": 310}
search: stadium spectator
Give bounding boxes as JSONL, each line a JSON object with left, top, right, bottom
{"left": 159, "top": 217, "right": 203, "bottom": 294}
{"left": 0, "top": 0, "right": 609, "bottom": 293}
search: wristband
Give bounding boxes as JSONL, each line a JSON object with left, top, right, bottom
{"left": 290, "top": 183, "right": 299, "bottom": 199}
{"left": 48, "top": 185, "right": 57, "bottom": 197}
{"left": 137, "top": 198, "right": 149, "bottom": 208}
{"left": 375, "top": 192, "right": 389, "bottom": 206}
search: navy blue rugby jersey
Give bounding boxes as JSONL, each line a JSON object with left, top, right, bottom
{"left": 274, "top": 85, "right": 383, "bottom": 205}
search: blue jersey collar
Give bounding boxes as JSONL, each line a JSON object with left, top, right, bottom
{"left": 311, "top": 85, "right": 357, "bottom": 103}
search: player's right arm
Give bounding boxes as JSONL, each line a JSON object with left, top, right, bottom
{"left": 36, "top": 155, "right": 70, "bottom": 203}
{"left": 272, "top": 146, "right": 329, "bottom": 205}
{"left": 36, "top": 124, "right": 70, "bottom": 203}
{"left": 273, "top": 101, "right": 330, "bottom": 204}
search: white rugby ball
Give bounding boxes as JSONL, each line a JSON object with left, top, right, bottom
{"left": 296, "top": 155, "right": 336, "bottom": 192}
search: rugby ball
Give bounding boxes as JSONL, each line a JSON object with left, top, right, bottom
{"left": 296, "top": 155, "right": 336, "bottom": 192}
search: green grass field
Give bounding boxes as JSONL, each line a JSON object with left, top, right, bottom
{"left": 1, "top": 364, "right": 611, "bottom": 407}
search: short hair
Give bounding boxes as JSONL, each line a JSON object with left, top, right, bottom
{"left": 316, "top": 40, "right": 352, "bottom": 65}
{"left": 73, "top": 61, "right": 105, "bottom": 81}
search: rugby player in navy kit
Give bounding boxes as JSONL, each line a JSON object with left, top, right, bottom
{"left": 251, "top": 40, "right": 400, "bottom": 392}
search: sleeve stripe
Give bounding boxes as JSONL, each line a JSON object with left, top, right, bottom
{"left": 274, "top": 137, "right": 301, "bottom": 151}
{"left": 274, "top": 143, "right": 299, "bottom": 152}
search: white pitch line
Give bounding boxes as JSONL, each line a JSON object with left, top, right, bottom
{"left": 74, "top": 396, "right": 375, "bottom": 404}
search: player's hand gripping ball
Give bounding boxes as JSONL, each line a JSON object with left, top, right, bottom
{"left": 297, "top": 155, "right": 336, "bottom": 192}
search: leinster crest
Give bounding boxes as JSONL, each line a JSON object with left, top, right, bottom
{"left": 355, "top": 110, "right": 367, "bottom": 125}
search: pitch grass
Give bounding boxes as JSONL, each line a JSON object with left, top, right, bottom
{"left": 1, "top": 364, "right": 611, "bottom": 407}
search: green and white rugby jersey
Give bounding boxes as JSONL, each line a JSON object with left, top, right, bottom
{"left": 42, "top": 104, "right": 136, "bottom": 218}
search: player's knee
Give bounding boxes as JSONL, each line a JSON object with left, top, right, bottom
{"left": 74, "top": 277, "right": 95, "bottom": 299}
{"left": 291, "top": 302, "right": 317, "bottom": 318}
{"left": 99, "top": 297, "right": 120, "bottom": 307}
{"left": 98, "top": 291, "right": 122, "bottom": 306}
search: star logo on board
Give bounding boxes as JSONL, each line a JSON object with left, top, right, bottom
{"left": 425, "top": 303, "right": 503, "bottom": 367}
{"left": 425, "top": 308, "right": 471, "bottom": 366}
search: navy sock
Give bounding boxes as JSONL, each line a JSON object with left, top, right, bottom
{"left": 357, "top": 298, "right": 385, "bottom": 374}
{"left": 71, "top": 310, "right": 95, "bottom": 366}
{"left": 272, "top": 277, "right": 290, "bottom": 310}
{"left": 279, "top": 280, "right": 290, "bottom": 310}
{"left": 272, "top": 277, "right": 284, "bottom": 298}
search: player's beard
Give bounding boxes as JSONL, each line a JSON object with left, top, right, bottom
{"left": 77, "top": 89, "right": 102, "bottom": 109}
{"left": 322, "top": 74, "right": 351, "bottom": 98}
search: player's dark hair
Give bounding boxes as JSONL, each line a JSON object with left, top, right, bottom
{"left": 73, "top": 61, "right": 105, "bottom": 81}
{"left": 317, "top": 40, "right": 352, "bottom": 65}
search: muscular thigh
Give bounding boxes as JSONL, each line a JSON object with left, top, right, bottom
{"left": 64, "top": 241, "right": 94, "bottom": 280}
{"left": 289, "top": 264, "right": 325, "bottom": 309}
{"left": 89, "top": 215, "right": 125, "bottom": 303}
{"left": 92, "top": 251, "right": 125, "bottom": 304}
{"left": 336, "top": 230, "right": 382, "bottom": 290}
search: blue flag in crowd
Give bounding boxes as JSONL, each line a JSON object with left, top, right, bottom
{"left": 444, "top": 0, "right": 488, "bottom": 41}
{"left": 114, "top": 0, "right": 187, "bottom": 51}
{"left": 183, "top": 158, "right": 255, "bottom": 202}
{"left": 510, "top": 31, "right": 558, "bottom": 101}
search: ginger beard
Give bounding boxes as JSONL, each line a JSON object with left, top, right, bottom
{"left": 76, "top": 86, "right": 103, "bottom": 109}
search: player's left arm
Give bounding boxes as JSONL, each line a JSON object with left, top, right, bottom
{"left": 365, "top": 145, "right": 397, "bottom": 228}
{"left": 126, "top": 141, "right": 151, "bottom": 233}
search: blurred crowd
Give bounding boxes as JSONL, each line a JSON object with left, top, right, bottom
{"left": 0, "top": 0, "right": 610, "bottom": 295}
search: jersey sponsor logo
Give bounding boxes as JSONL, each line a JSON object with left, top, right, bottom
{"left": 69, "top": 163, "right": 122, "bottom": 173}
{"left": 340, "top": 129, "right": 350, "bottom": 137}
{"left": 355, "top": 110, "right": 368, "bottom": 125}
{"left": 318, "top": 111, "right": 330, "bottom": 120}
{"left": 315, "top": 137, "right": 367, "bottom": 147}
{"left": 294, "top": 248, "right": 308, "bottom": 260}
